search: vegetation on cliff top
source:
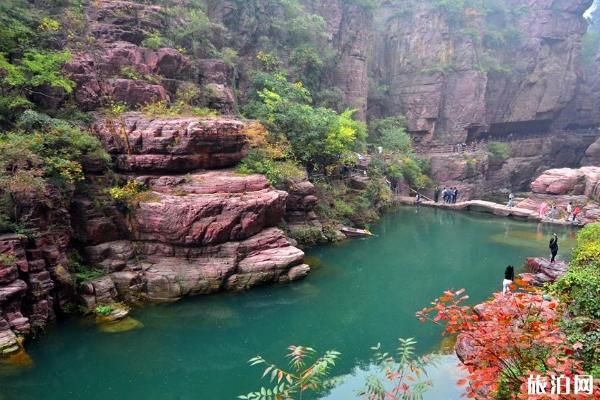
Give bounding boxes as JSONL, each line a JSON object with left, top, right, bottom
{"left": 0, "top": 1, "right": 108, "bottom": 234}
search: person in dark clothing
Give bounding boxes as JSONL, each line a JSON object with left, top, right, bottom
{"left": 549, "top": 234, "right": 559, "bottom": 263}
{"left": 453, "top": 188, "right": 459, "bottom": 203}
{"left": 434, "top": 187, "right": 440, "bottom": 203}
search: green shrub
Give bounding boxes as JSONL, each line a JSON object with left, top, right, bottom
{"left": 243, "top": 72, "right": 366, "bottom": 173}
{"left": 288, "top": 225, "right": 324, "bottom": 246}
{"left": 369, "top": 116, "right": 411, "bottom": 153}
{"left": 108, "top": 180, "right": 155, "bottom": 211}
{"left": 0, "top": 254, "right": 16, "bottom": 267}
{"left": 487, "top": 141, "right": 510, "bottom": 160}
{"left": 237, "top": 148, "right": 306, "bottom": 187}
{"left": 549, "top": 223, "right": 600, "bottom": 373}
{"left": 141, "top": 31, "right": 165, "bottom": 49}
{"left": 95, "top": 304, "right": 114, "bottom": 316}
{"left": 119, "top": 66, "right": 161, "bottom": 84}
{"left": 0, "top": 112, "right": 109, "bottom": 227}
{"left": 68, "top": 250, "right": 105, "bottom": 283}
{"left": 0, "top": 50, "right": 75, "bottom": 122}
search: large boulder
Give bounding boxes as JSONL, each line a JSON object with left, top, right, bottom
{"left": 531, "top": 168, "right": 586, "bottom": 195}
{"left": 518, "top": 167, "right": 600, "bottom": 225}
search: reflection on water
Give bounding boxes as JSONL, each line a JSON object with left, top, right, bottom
{"left": 489, "top": 223, "right": 577, "bottom": 258}
{"left": 0, "top": 207, "right": 578, "bottom": 400}
{"left": 323, "top": 355, "right": 466, "bottom": 400}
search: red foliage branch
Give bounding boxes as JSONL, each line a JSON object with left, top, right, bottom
{"left": 416, "top": 282, "right": 597, "bottom": 399}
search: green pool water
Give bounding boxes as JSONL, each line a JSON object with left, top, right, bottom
{"left": 0, "top": 207, "right": 577, "bottom": 400}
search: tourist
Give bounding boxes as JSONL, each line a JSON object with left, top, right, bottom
{"left": 549, "top": 233, "right": 559, "bottom": 263}
{"left": 442, "top": 187, "right": 448, "bottom": 203}
{"left": 566, "top": 202, "right": 573, "bottom": 221}
{"left": 415, "top": 191, "right": 422, "bottom": 205}
{"left": 539, "top": 201, "right": 548, "bottom": 219}
{"left": 549, "top": 204, "right": 557, "bottom": 219}
{"left": 434, "top": 187, "right": 440, "bottom": 202}
{"left": 572, "top": 206, "right": 581, "bottom": 223}
{"left": 453, "top": 187, "right": 459, "bottom": 203}
{"left": 507, "top": 193, "right": 514, "bottom": 209}
{"left": 503, "top": 265, "right": 514, "bottom": 294}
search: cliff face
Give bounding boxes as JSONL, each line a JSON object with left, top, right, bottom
{"left": 302, "top": 1, "right": 371, "bottom": 120}
{"left": 370, "top": 0, "right": 596, "bottom": 143}
{"left": 366, "top": 0, "right": 600, "bottom": 196}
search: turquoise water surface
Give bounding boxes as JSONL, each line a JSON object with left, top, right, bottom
{"left": 0, "top": 207, "right": 577, "bottom": 400}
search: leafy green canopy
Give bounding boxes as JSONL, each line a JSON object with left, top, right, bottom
{"left": 0, "top": 111, "right": 109, "bottom": 232}
{"left": 369, "top": 116, "right": 411, "bottom": 153}
{"left": 243, "top": 72, "right": 367, "bottom": 173}
{"left": 367, "top": 116, "right": 430, "bottom": 190}
{"left": 0, "top": 0, "right": 75, "bottom": 123}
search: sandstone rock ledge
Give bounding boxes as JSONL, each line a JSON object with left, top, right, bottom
{"left": 518, "top": 167, "right": 600, "bottom": 225}
{"left": 76, "top": 168, "right": 311, "bottom": 306}
{"left": 81, "top": 228, "right": 308, "bottom": 304}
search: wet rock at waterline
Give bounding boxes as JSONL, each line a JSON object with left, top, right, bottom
{"left": 521, "top": 257, "right": 570, "bottom": 287}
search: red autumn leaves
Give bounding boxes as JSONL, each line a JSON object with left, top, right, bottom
{"left": 416, "top": 284, "right": 598, "bottom": 399}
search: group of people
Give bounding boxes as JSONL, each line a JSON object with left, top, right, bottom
{"left": 433, "top": 187, "right": 459, "bottom": 204}
{"left": 538, "top": 201, "right": 582, "bottom": 223}
{"left": 502, "top": 233, "right": 560, "bottom": 294}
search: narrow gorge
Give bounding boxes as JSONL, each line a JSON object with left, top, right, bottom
{"left": 0, "top": 1, "right": 599, "bottom": 398}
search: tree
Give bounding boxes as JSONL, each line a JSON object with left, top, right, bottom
{"left": 549, "top": 223, "right": 600, "bottom": 375}
{"left": 416, "top": 286, "right": 592, "bottom": 399}
{"left": 0, "top": 111, "right": 108, "bottom": 231}
{"left": 369, "top": 116, "right": 412, "bottom": 153}
{"left": 240, "top": 339, "right": 435, "bottom": 400}
{"left": 243, "top": 72, "right": 366, "bottom": 173}
{"left": 239, "top": 345, "right": 340, "bottom": 400}
{"left": 360, "top": 338, "right": 437, "bottom": 400}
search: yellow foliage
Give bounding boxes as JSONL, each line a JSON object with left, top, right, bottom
{"left": 242, "top": 122, "right": 268, "bottom": 148}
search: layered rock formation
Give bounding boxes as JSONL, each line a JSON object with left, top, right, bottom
{"left": 64, "top": 0, "right": 235, "bottom": 113}
{"left": 522, "top": 257, "right": 570, "bottom": 286}
{"left": 517, "top": 166, "right": 600, "bottom": 223}
{"left": 0, "top": 114, "right": 310, "bottom": 354}
{"left": 78, "top": 114, "right": 309, "bottom": 306}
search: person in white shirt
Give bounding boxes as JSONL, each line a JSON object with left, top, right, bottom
{"left": 507, "top": 193, "right": 514, "bottom": 208}
{"left": 503, "top": 265, "right": 514, "bottom": 294}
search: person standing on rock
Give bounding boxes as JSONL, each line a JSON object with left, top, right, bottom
{"left": 442, "top": 187, "right": 448, "bottom": 203}
{"left": 503, "top": 265, "right": 514, "bottom": 294}
{"left": 453, "top": 188, "right": 459, "bottom": 203}
{"left": 507, "top": 193, "right": 514, "bottom": 209}
{"left": 549, "top": 233, "right": 559, "bottom": 263}
{"left": 572, "top": 206, "right": 581, "bottom": 223}
{"left": 549, "top": 204, "right": 557, "bottom": 219}
{"left": 566, "top": 202, "right": 573, "bottom": 221}
{"left": 539, "top": 201, "right": 548, "bottom": 219}
{"left": 434, "top": 187, "right": 440, "bottom": 203}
